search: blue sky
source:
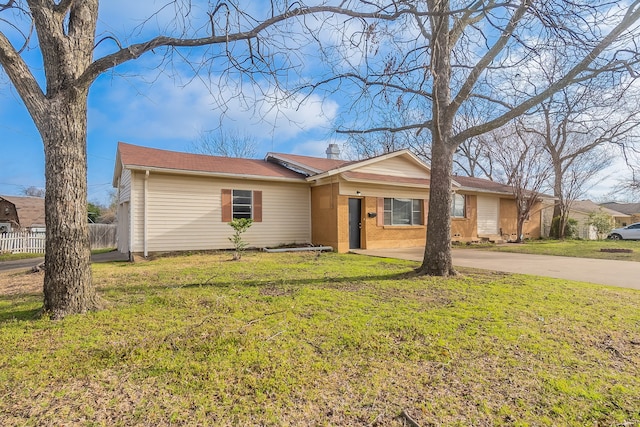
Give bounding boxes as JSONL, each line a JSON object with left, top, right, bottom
{"left": 0, "top": 1, "right": 628, "bottom": 204}
{"left": 0, "top": 1, "right": 348, "bottom": 204}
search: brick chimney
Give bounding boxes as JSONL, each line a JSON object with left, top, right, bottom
{"left": 325, "top": 143, "right": 341, "bottom": 159}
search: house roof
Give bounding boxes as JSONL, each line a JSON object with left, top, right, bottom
{"left": 452, "top": 175, "right": 516, "bottom": 195}
{"left": 570, "top": 200, "right": 630, "bottom": 218}
{"left": 0, "top": 196, "right": 46, "bottom": 228}
{"left": 266, "top": 150, "right": 431, "bottom": 185}
{"left": 114, "top": 142, "right": 307, "bottom": 183}
{"left": 265, "top": 152, "right": 354, "bottom": 175}
{"left": 452, "top": 175, "right": 554, "bottom": 198}
{"left": 600, "top": 202, "right": 640, "bottom": 215}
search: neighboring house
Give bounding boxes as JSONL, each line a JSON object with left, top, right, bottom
{"left": 600, "top": 202, "right": 640, "bottom": 225}
{"left": 451, "top": 176, "right": 546, "bottom": 243}
{"left": 541, "top": 200, "right": 630, "bottom": 239}
{"left": 0, "top": 195, "right": 46, "bottom": 233}
{"left": 112, "top": 142, "right": 545, "bottom": 256}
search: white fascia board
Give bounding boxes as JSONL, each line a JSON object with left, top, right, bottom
{"left": 124, "top": 165, "right": 308, "bottom": 184}
{"left": 112, "top": 149, "right": 123, "bottom": 188}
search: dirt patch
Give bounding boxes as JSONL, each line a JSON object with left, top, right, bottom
{"left": 0, "top": 270, "right": 43, "bottom": 296}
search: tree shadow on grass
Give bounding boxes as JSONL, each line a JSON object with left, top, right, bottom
{"left": 0, "top": 305, "right": 41, "bottom": 323}
{"left": 98, "top": 270, "right": 422, "bottom": 295}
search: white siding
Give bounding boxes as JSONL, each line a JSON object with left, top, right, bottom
{"left": 117, "top": 202, "right": 130, "bottom": 253}
{"left": 355, "top": 156, "right": 429, "bottom": 179}
{"left": 131, "top": 172, "right": 311, "bottom": 252}
{"left": 131, "top": 172, "right": 145, "bottom": 252}
{"left": 119, "top": 169, "right": 132, "bottom": 202}
{"left": 477, "top": 196, "right": 499, "bottom": 235}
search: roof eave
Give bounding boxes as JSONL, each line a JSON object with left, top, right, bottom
{"left": 123, "top": 164, "right": 307, "bottom": 183}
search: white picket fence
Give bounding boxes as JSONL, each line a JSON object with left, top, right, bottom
{"left": 0, "top": 225, "right": 117, "bottom": 254}
{"left": 0, "top": 232, "right": 46, "bottom": 254}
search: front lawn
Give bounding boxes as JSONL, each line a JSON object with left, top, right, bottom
{"left": 462, "top": 239, "right": 640, "bottom": 262}
{"left": 1, "top": 252, "right": 638, "bottom": 426}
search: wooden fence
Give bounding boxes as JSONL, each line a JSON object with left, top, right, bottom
{"left": 89, "top": 224, "right": 118, "bottom": 249}
{"left": 0, "top": 224, "right": 117, "bottom": 254}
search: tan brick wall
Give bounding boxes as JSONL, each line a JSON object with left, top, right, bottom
{"left": 499, "top": 198, "right": 542, "bottom": 240}
{"left": 451, "top": 194, "right": 477, "bottom": 241}
{"left": 311, "top": 183, "right": 340, "bottom": 250}
{"left": 360, "top": 196, "right": 427, "bottom": 250}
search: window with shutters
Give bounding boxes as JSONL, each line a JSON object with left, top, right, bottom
{"left": 222, "top": 189, "right": 262, "bottom": 222}
{"left": 232, "top": 190, "right": 252, "bottom": 219}
{"left": 451, "top": 193, "right": 466, "bottom": 218}
{"left": 383, "top": 198, "right": 423, "bottom": 225}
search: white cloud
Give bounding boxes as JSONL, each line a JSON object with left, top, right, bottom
{"left": 89, "top": 67, "right": 339, "bottom": 146}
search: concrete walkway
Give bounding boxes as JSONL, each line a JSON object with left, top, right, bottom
{"left": 352, "top": 247, "right": 640, "bottom": 290}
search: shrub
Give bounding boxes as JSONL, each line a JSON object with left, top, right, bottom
{"left": 587, "top": 210, "right": 615, "bottom": 240}
{"left": 550, "top": 216, "right": 578, "bottom": 239}
{"left": 228, "top": 218, "right": 253, "bottom": 260}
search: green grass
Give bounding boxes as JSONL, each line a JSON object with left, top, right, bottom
{"left": 460, "top": 239, "right": 640, "bottom": 262}
{"left": 0, "top": 252, "right": 43, "bottom": 262}
{"left": 1, "top": 251, "right": 639, "bottom": 426}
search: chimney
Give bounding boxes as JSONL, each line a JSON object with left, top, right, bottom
{"left": 326, "top": 143, "right": 341, "bottom": 159}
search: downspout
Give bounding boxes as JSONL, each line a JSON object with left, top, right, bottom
{"left": 144, "top": 170, "right": 149, "bottom": 258}
{"left": 128, "top": 172, "right": 134, "bottom": 261}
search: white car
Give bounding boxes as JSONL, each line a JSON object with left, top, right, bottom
{"left": 608, "top": 222, "right": 640, "bottom": 240}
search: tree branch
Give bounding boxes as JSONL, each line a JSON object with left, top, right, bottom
{"left": 76, "top": 4, "right": 423, "bottom": 89}
{"left": 0, "top": 30, "right": 46, "bottom": 121}
{"left": 454, "top": 0, "right": 640, "bottom": 144}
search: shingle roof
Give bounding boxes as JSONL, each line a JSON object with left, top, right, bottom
{"left": 600, "top": 202, "right": 640, "bottom": 215}
{"left": 571, "top": 200, "right": 630, "bottom": 217}
{"left": 452, "top": 175, "right": 515, "bottom": 194}
{"left": 117, "top": 142, "right": 306, "bottom": 180}
{"left": 266, "top": 152, "right": 354, "bottom": 175}
{"left": 0, "top": 196, "right": 45, "bottom": 228}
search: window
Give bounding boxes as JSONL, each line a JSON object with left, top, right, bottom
{"left": 451, "top": 193, "right": 466, "bottom": 218}
{"left": 222, "top": 189, "right": 262, "bottom": 222}
{"left": 383, "top": 198, "right": 423, "bottom": 225}
{"left": 232, "top": 190, "right": 252, "bottom": 219}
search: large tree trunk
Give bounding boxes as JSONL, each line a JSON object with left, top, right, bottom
{"left": 42, "top": 92, "right": 98, "bottom": 319}
{"left": 551, "top": 159, "right": 564, "bottom": 238}
{"left": 420, "top": 139, "right": 456, "bottom": 275}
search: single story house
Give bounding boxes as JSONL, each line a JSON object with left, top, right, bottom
{"left": 112, "top": 142, "right": 545, "bottom": 256}
{"left": 541, "top": 200, "right": 631, "bottom": 239}
{"left": 0, "top": 195, "right": 46, "bottom": 233}
{"left": 600, "top": 202, "right": 640, "bottom": 225}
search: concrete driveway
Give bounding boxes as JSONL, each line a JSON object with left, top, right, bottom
{"left": 352, "top": 247, "right": 640, "bottom": 290}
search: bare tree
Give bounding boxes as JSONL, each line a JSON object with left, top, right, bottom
{"left": 190, "top": 129, "right": 259, "bottom": 158}
{"left": 0, "top": 0, "right": 398, "bottom": 318}
{"left": 483, "top": 124, "right": 552, "bottom": 243}
{"left": 314, "top": 1, "right": 640, "bottom": 275}
{"left": 518, "top": 61, "right": 640, "bottom": 237}
{"left": 21, "top": 186, "right": 45, "bottom": 198}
